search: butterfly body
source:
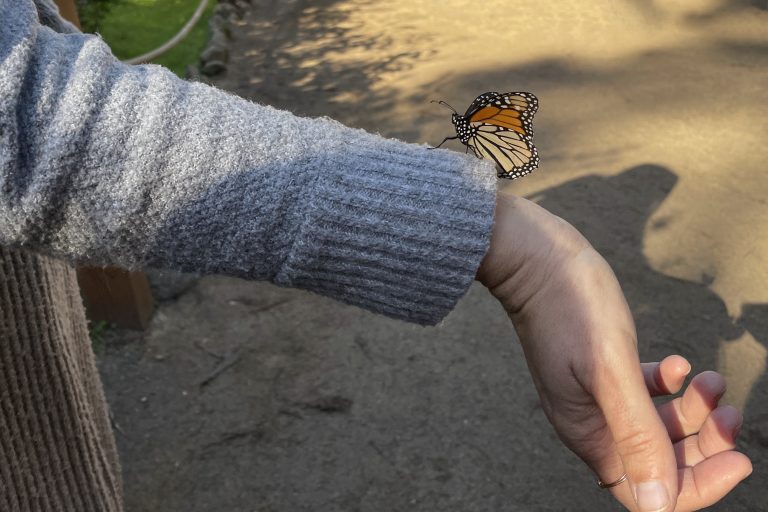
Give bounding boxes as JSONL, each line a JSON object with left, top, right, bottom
{"left": 435, "top": 91, "right": 539, "bottom": 179}
{"left": 451, "top": 113, "right": 476, "bottom": 144}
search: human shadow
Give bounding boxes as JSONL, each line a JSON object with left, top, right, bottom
{"left": 525, "top": 164, "right": 767, "bottom": 509}
{"left": 525, "top": 165, "right": 741, "bottom": 362}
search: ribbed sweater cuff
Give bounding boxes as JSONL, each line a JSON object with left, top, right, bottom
{"left": 274, "top": 133, "right": 497, "bottom": 325}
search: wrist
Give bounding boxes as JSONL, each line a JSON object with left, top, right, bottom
{"left": 477, "top": 191, "right": 591, "bottom": 313}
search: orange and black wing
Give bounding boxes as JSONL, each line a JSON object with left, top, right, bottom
{"left": 466, "top": 92, "right": 539, "bottom": 179}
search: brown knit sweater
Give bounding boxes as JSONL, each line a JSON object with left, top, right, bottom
{"left": 0, "top": 247, "right": 123, "bottom": 511}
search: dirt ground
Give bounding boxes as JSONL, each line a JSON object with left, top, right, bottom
{"left": 97, "top": 1, "right": 768, "bottom": 510}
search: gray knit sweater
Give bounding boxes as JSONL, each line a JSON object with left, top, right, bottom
{"left": 0, "top": 0, "right": 497, "bottom": 325}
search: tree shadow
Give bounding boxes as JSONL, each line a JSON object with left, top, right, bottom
{"left": 618, "top": 0, "right": 767, "bottom": 22}
{"left": 684, "top": 0, "right": 768, "bottom": 23}
{"left": 215, "top": 0, "right": 432, "bottom": 139}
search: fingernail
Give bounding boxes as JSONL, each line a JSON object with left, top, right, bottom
{"left": 683, "top": 361, "right": 692, "bottom": 376}
{"left": 635, "top": 480, "right": 669, "bottom": 512}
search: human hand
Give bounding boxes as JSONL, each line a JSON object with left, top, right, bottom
{"left": 476, "top": 191, "right": 752, "bottom": 511}
{"left": 633, "top": 358, "right": 749, "bottom": 510}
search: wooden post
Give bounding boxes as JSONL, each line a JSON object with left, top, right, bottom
{"left": 76, "top": 267, "right": 155, "bottom": 330}
{"left": 54, "top": 0, "right": 156, "bottom": 330}
{"left": 52, "top": 0, "right": 81, "bottom": 29}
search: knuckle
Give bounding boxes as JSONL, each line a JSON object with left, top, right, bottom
{"left": 613, "top": 429, "right": 657, "bottom": 459}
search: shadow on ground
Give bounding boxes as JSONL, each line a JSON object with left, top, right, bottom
{"left": 221, "top": 0, "right": 431, "bottom": 139}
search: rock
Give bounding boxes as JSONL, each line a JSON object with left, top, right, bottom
{"left": 209, "top": 13, "right": 230, "bottom": 37}
{"left": 233, "top": 0, "right": 251, "bottom": 15}
{"left": 213, "top": 2, "right": 237, "bottom": 19}
{"left": 201, "top": 30, "right": 228, "bottom": 64}
{"left": 201, "top": 59, "right": 227, "bottom": 76}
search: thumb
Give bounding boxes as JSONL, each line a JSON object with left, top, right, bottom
{"left": 594, "top": 348, "right": 679, "bottom": 512}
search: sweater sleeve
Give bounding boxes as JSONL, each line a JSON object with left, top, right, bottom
{"left": 0, "top": 0, "right": 497, "bottom": 325}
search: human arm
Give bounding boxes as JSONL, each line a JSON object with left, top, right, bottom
{"left": 476, "top": 191, "right": 752, "bottom": 511}
{"left": 0, "top": 0, "right": 496, "bottom": 325}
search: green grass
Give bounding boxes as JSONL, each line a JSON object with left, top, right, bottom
{"left": 88, "top": 320, "right": 110, "bottom": 353}
{"left": 82, "top": 0, "right": 216, "bottom": 77}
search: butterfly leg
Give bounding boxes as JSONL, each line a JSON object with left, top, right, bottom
{"left": 430, "top": 136, "right": 458, "bottom": 150}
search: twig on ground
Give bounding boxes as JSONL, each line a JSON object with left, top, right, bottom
{"left": 252, "top": 298, "right": 293, "bottom": 312}
{"left": 202, "top": 427, "right": 263, "bottom": 449}
{"left": 109, "top": 409, "right": 127, "bottom": 438}
{"left": 198, "top": 349, "right": 242, "bottom": 387}
{"left": 194, "top": 339, "right": 225, "bottom": 360}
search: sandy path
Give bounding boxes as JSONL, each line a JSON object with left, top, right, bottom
{"left": 99, "top": 1, "right": 767, "bottom": 510}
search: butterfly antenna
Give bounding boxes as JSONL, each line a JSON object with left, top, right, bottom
{"left": 430, "top": 99, "right": 457, "bottom": 114}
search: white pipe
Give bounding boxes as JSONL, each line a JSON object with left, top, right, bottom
{"left": 123, "top": 0, "right": 210, "bottom": 65}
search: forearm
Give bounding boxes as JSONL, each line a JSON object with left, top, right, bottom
{"left": 1, "top": 0, "right": 497, "bottom": 324}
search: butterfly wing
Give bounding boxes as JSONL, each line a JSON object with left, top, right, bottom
{"left": 463, "top": 92, "right": 503, "bottom": 117}
{"left": 468, "top": 124, "right": 539, "bottom": 179}
{"left": 465, "top": 92, "right": 539, "bottom": 179}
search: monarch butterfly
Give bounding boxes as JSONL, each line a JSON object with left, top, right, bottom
{"left": 433, "top": 91, "right": 539, "bottom": 179}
